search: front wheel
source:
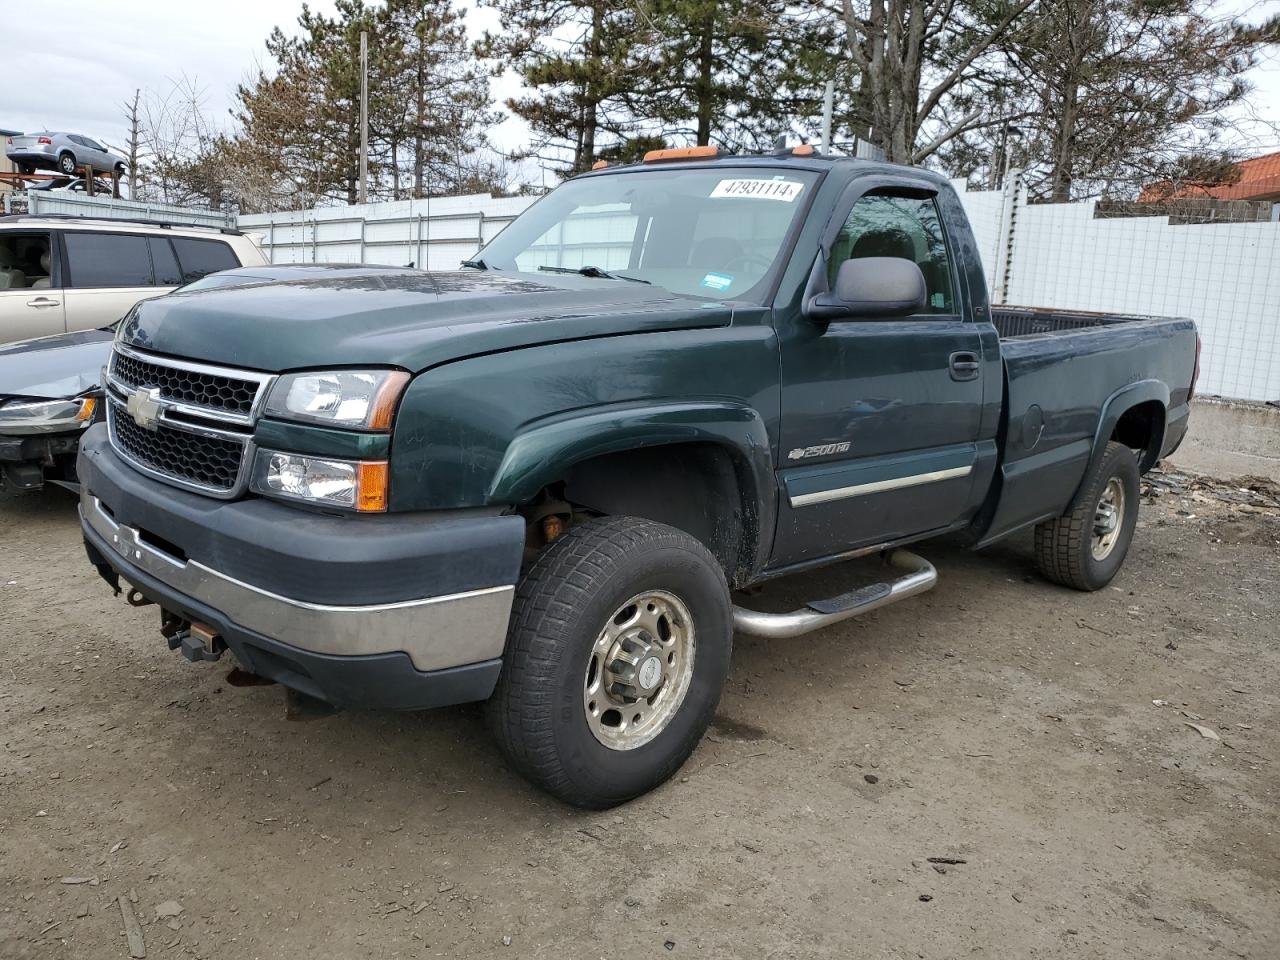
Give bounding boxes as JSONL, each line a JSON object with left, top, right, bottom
{"left": 58, "top": 152, "right": 77, "bottom": 174}
{"left": 1034, "top": 441, "right": 1140, "bottom": 591}
{"left": 488, "top": 516, "right": 732, "bottom": 808}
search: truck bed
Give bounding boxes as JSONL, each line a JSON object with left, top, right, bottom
{"left": 991, "top": 305, "right": 1169, "bottom": 339}
{"left": 977, "top": 307, "right": 1198, "bottom": 546}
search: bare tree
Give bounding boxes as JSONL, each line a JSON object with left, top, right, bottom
{"left": 120, "top": 89, "right": 143, "bottom": 199}
{"left": 138, "top": 75, "right": 221, "bottom": 206}
{"left": 837, "top": 0, "right": 1035, "bottom": 164}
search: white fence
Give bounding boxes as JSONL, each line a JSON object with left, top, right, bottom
{"left": 238, "top": 194, "right": 535, "bottom": 271}
{"left": 956, "top": 179, "right": 1280, "bottom": 403}
{"left": 240, "top": 182, "right": 1280, "bottom": 403}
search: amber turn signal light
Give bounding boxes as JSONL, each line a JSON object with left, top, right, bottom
{"left": 356, "top": 461, "right": 389, "bottom": 512}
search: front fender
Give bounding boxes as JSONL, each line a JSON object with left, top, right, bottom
{"left": 488, "top": 400, "right": 776, "bottom": 570}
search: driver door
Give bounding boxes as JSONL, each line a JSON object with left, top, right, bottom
{"left": 770, "top": 184, "right": 988, "bottom": 567}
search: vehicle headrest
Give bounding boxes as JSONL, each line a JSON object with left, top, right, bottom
{"left": 40, "top": 250, "right": 50, "bottom": 271}
{"left": 0, "top": 247, "right": 14, "bottom": 268}
{"left": 692, "top": 236, "right": 743, "bottom": 268}
{"left": 851, "top": 227, "right": 916, "bottom": 262}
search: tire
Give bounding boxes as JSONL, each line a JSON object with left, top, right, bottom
{"left": 18, "top": 162, "right": 35, "bottom": 175}
{"left": 1034, "top": 441, "right": 1140, "bottom": 591}
{"left": 488, "top": 516, "right": 732, "bottom": 808}
{"left": 58, "top": 152, "right": 77, "bottom": 175}
{"left": 114, "top": 163, "right": 126, "bottom": 177}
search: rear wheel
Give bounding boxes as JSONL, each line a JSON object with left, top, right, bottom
{"left": 1034, "top": 441, "right": 1140, "bottom": 591}
{"left": 17, "top": 162, "right": 35, "bottom": 175}
{"left": 488, "top": 516, "right": 732, "bottom": 808}
{"left": 58, "top": 152, "right": 77, "bottom": 175}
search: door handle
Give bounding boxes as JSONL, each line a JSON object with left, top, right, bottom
{"left": 949, "top": 351, "right": 980, "bottom": 381}
{"left": 27, "top": 296, "right": 60, "bottom": 308}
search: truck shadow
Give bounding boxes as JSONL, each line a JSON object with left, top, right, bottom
{"left": 304, "top": 530, "right": 1049, "bottom": 817}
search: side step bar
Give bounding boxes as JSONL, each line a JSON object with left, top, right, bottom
{"left": 731, "top": 550, "right": 937, "bottom": 639}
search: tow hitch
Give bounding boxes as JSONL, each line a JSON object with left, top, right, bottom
{"left": 160, "top": 610, "right": 226, "bottom": 662}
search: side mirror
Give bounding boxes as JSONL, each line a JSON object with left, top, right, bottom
{"left": 805, "top": 256, "right": 927, "bottom": 321}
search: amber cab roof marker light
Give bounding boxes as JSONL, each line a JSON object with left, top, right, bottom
{"left": 591, "top": 160, "right": 609, "bottom": 170}
{"left": 791, "top": 144, "right": 815, "bottom": 156}
{"left": 643, "top": 145, "right": 720, "bottom": 163}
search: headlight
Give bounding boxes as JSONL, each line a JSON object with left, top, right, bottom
{"left": 265, "top": 369, "right": 409, "bottom": 430}
{"left": 250, "top": 449, "right": 388, "bottom": 512}
{"left": 0, "top": 396, "right": 97, "bottom": 434}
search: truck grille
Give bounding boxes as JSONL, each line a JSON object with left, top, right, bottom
{"left": 103, "top": 345, "right": 273, "bottom": 498}
{"left": 110, "top": 350, "right": 260, "bottom": 416}
{"left": 108, "top": 403, "right": 247, "bottom": 493}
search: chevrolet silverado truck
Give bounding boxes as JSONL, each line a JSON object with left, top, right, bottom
{"left": 78, "top": 149, "right": 1199, "bottom": 808}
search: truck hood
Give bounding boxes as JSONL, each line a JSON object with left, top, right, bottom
{"left": 119, "top": 270, "right": 734, "bottom": 372}
{"left": 0, "top": 328, "right": 113, "bottom": 400}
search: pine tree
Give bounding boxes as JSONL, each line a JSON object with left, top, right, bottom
{"left": 624, "top": 0, "right": 827, "bottom": 153}
{"left": 378, "top": 0, "right": 500, "bottom": 198}
{"left": 478, "top": 0, "right": 639, "bottom": 175}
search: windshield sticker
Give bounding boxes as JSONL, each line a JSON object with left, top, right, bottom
{"left": 710, "top": 178, "right": 804, "bottom": 202}
{"left": 701, "top": 272, "right": 734, "bottom": 291}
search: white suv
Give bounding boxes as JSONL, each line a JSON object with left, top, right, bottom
{"left": 0, "top": 216, "right": 267, "bottom": 344}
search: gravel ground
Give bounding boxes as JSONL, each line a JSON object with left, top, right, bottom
{"left": 2, "top": 472, "right": 1278, "bottom": 960}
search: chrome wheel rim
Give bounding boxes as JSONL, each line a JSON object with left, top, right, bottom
{"left": 1092, "top": 477, "right": 1126, "bottom": 561}
{"left": 583, "top": 590, "right": 695, "bottom": 751}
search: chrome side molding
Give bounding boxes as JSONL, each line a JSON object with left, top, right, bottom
{"left": 731, "top": 550, "right": 937, "bottom": 639}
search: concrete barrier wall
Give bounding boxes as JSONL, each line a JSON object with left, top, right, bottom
{"left": 1168, "top": 398, "right": 1280, "bottom": 481}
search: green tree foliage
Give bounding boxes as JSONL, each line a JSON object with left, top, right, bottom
{"left": 622, "top": 0, "right": 829, "bottom": 153}
{"left": 477, "top": 1, "right": 641, "bottom": 175}
{"left": 219, "top": 0, "right": 499, "bottom": 210}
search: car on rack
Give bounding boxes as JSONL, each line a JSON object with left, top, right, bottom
{"left": 25, "top": 176, "right": 115, "bottom": 195}
{"left": 6, "top": 132, "right": 127, "bottom": 177}
{"left": 0, "top": 264, "right": 404, "bottom": 498}
{"left": 0, "top": 215, "right": 267, "bottom": 345}
{"left": 77, "top": 147, "right": 1199, "bottom": 809}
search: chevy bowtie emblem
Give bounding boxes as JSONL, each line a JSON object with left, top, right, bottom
{"left": 126, "top": 386, "right": 164, "bottom": 431}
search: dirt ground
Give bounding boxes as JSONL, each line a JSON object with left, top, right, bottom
{"left": 2, "top": 471, "right": 1278, "bottom": 960}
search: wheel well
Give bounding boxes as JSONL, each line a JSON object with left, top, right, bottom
{"left": 1110, "top": 400, "right": 1165, "bottom": 472}
{"left": 526, "top": 442, "right": 755, "bottom": 586}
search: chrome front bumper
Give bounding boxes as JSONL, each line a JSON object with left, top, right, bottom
{"left": 80, "top": 487, "right": 515, "bottom": 672}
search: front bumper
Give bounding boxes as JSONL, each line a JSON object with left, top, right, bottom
{"left": 78, "top": 425, "right": 525, "bottom": 710}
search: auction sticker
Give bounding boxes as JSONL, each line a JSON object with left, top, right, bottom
{"left": 710, "top": 178, "right": 804, "bottom": 202}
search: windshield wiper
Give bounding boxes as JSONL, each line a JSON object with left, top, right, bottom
{"left": 461, "top": 258, "right": 492, "bottom": 270}
{"left": 537, "top": 264, "right": 650, "bottom": 284}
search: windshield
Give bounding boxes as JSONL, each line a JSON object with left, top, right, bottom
{"left": 477, "top": 166, "right": 818, "bottom": 301}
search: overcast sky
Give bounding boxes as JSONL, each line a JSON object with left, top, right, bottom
{"left": 6, "top": 0, "right": 1279, "bottom": 173}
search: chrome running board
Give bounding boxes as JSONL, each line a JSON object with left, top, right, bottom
{"left": 731, "top": 550, "right": 937, "bottom": 639}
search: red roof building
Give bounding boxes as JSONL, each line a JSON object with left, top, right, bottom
{"left": 1139, "top": 150, "right": 1280, "bottom": 203}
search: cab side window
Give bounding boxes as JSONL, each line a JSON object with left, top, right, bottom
{"left": 828, "top": 194, "right": 955, "bottom": 314}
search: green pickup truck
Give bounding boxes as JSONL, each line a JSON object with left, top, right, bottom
{"left": 79, "top": 150, "right": 1199, "bottom": 807}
